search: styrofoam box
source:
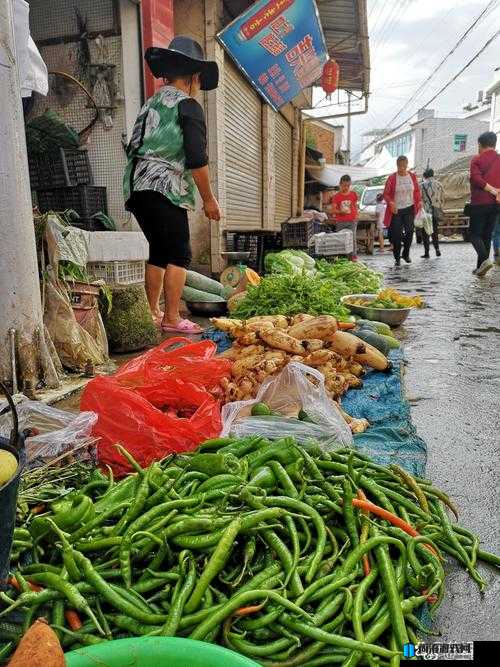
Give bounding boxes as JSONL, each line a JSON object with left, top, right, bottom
{"left": 84, "top": 232, "right": 149, "bottom": 262}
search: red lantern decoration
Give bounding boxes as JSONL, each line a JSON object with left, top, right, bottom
{"left": 321, "top": 59, "right": 339, "bottom": 96}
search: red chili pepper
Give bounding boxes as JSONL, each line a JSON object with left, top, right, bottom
{"left": 64, "top": 609, "right": 83, "bottom": 630}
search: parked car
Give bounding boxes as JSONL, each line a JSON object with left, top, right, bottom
{"left": 358, "top": 185, "right": 384, "bottom": 218}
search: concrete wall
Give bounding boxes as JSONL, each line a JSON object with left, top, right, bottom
{"left": 173, "top": 0, "right": 212, "bottom": 269}
{"left": 413, "top": 117, "right": 490, "bottom": 173}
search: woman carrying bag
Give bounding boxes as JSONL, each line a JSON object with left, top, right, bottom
{"left": 124, "top": 37, "right": 221, "bottom": 334}
{"left": 383, "top": 155, "right": 422, "bottom": 267}
{"left": 420, "top": 167, "right": 443, "bottom": 258}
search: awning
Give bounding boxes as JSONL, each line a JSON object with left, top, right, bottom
{"left": 307, "top": 160, "right": 391, "bottom": 188}
{"left": 317, "top": 0, "right": 370, "bottom": 94}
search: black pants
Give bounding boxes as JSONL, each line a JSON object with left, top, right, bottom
{"left": 127, "top": 190, "right": 191, "bottom": 269}
{"left": 468, "top": 204, "right": 498, "bottom": 269}
{"left": 422, "top": 211, "right": 440, "bottom": 255}
{"left": 390, "top": 205, "right": 414, "bottom": 261}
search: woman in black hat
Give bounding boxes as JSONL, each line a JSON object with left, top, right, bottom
{"left": 124, "top": 36, "right": 221, "bottom": 334}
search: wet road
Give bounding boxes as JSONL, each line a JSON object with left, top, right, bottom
{"left": 363, "top": 241, "right": 500, "bottom": 643}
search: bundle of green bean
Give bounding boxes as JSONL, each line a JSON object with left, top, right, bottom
{"left": 1, "top": 438, "right": 498, "bottom": 666}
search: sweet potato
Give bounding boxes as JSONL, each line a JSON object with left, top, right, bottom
{"left": 210, "top": 317, "right": 243, "bottom": 334}
{"left": 246, "top": 315, "right": 289, "bottom": 329}
{"left": 8, "top": 618, "right": 64, "bottom": 667}
{"left": 258, "top": 329, "right": 305, "bottom": 355}
{"left": 288, "top": 315, "right": 338, "bottom": 340}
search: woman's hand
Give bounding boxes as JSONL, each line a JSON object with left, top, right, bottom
{"left": 204, "top": 196, "right": 221, "bottom": 221}
{"left": 390, "top": 202, "right": 398, "bottom": 215}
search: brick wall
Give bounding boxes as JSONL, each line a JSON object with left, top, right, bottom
{"left": 307, "top": 124, "right": 335, "bottom": 163}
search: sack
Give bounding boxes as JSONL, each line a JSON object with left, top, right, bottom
{"left": 81, "top": 338, "right": 232, "bottom": 476}
{"left": 221, "top": 362, "right": 353, "bottom": 449}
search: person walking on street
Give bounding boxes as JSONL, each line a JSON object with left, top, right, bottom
{"left": 468, "top": 131, "right": 500, "bottom": 276}
{"left": 382, "top": 155, "right": 422, "bottom": 267}
{"left": 375, "top": 193, "right": 386, "bottom": 252}
{"left": 493, "top": 218, "right": 500, "bottom": 265}
{"left": 421, "top": 168, "right": 443, "bottom": 258}
{"left": 331, "top": 175, "right": 359, "bottom": 260}
{"left": 124, "top": 36, "right": 221, "bottom": 333}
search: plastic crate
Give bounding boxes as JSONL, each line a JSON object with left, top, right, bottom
{"left": 281, "top": 219, "right": 328, "bottom": 248}
{"left": 225, "top": 232, "right": 282, "bottom": 273}
{"left": 36, "top": 185, "right": 108, "bottom": 219}
{"left": 29, "top": 148, "right": 93, "bottom": 189}
{"left": 313, "top": 230, "right": 353, "bottom": 256}
{"left": 87, "top": 260, "right": 145, "bottom": 285}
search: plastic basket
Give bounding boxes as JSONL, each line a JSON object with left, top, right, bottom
{"left": 313, "top": 230, "right": 354, "bottom": 256}
{"left": 281, "top": 219, "right": 327, "bottom": 248}
{"left": 225, "top": 232, "right": 282, "bottom": 273}
{"left": 29, "top": 148, "right": 93, "bottom": 189}
{"left": 36, "top": 185, "right": 108, "bottom": 218}
{"left": 87, "top": 260, "right": 145, "bottom": 285}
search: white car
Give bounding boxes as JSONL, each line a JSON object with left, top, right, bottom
{"left": 358, "top": 185, "right": 385, "bottom": 219}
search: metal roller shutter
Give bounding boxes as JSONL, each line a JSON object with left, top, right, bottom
{"left": 224, "top": 60, "right": 263, "bottom": 229}
{"left": 274, "top": 113, "right": 293, "bottom": 227}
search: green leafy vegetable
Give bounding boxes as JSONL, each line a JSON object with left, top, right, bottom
{"left": 233, "top": 274, "right": 350, "bottom": 319}
{"left": 315, "top": 258, "right": 383, "bottom": 294}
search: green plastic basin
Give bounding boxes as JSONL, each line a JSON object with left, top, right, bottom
{"left": 65, "top": 637, "right": 260, "bottom": 667}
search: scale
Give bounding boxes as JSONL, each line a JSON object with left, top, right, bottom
{"left": 220, "top": 251, "right": 251, "bottom": 290}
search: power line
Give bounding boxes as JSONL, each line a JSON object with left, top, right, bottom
{"left": 362, "top": 30, "right": 500, "bottom": 155}
{"left": 382, "top": 0, "right": 499, "bottom": 130}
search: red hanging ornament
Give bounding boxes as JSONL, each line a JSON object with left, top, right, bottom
{"left": 321, "top": 59, "right": 339, "bottom": 96}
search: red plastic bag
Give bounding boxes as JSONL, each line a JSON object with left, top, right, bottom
{"left": 80, "top": 338, "right": 231, "bottom": 476}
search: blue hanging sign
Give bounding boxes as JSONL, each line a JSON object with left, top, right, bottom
{"left": 217, "top": 0, "right": 328, "bottom": 110}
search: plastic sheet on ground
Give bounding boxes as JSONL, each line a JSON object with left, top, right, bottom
{"left": 341, "top": 349, "right": 427, "bottom": 477}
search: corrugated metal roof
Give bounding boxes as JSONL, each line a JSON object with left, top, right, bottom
{"left": 316, "top": 0, "right": 370, "bottom": 94}
{"left": 223, "top": 1, "right": 370, "bottom": 94}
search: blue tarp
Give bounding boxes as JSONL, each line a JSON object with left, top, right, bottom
{"left": 342, "top": 350, "right": 427, "bottom": 477}
{"left": 203, "top": 329, "right": 427, "bottom": 476}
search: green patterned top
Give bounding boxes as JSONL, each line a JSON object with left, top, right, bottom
{"left": 124, "top": 86, "right": 201, "bottom": 210}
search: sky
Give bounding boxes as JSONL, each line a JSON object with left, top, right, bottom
{"left": 311, "top": 0, "right": 500, "bottom": 160}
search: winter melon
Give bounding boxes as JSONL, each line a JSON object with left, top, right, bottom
{"left": 182, "top": 285, "right": 226, "bottom": 303}
{"left": 185, "top": 271, "right": 225, "bottom": 296}
{"left": 354, "top": 329, "right": 391, "bottom": 356}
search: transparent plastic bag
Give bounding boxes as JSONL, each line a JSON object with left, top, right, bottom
{"left": 0, "top": 398, "right": 97, "bottom": 465}
{"left": 221, "top": 362, "right": 353, "bottom": 448}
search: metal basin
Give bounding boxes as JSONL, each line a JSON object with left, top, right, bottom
{"left": 186, "top": 301, "right": 227, "bottom": 317}
{"left": 341, "top": 294, "right": 411, "bottom": 327}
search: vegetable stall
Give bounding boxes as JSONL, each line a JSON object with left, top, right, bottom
{"left": 0, "top": 254, "right": 498, "bottom": 665}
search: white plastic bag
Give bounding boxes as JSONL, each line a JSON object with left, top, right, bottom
{"left": 0, "top": 398, "right": 97, "bottom": 464}
{"left": 221, "top": 362, "right": 353, "bottom": 448}
{"left": 414, "top": 208, "right": 432, "bottom": 234}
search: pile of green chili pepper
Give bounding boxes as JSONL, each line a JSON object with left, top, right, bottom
{"left": 1, "top": 438, "right": 498, "bottom": 666}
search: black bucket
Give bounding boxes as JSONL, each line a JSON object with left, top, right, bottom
{"left": 0, "top": 384, "right": 25, "bottom": 581}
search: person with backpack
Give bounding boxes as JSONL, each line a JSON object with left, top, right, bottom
{"left": 421, "top": 168, "right": 443, "bottom": 258}
{"left": 468, "top": 131, "right": 500, "bottom": 276}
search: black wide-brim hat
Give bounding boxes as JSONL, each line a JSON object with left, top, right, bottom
{"left": 145, "top": 36, "right": 219, "bottom": 91}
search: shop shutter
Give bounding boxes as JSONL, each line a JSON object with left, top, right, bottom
{"left": 274, "top": 112, "right": 293, "bottom": 227}
{"left": 224, "top": 60, "right": 263, "bottom": 229}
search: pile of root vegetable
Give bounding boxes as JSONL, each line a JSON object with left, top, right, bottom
{"left": 2, "top": 439, "right": 498, "bottom": 665}
{"left": 212, "top": 315, "right": 389, "bottom": 407}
